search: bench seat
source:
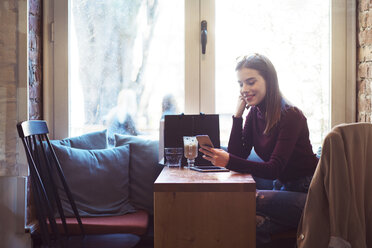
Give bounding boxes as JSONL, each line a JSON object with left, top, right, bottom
{"left": 54, "top": 210, "right": 149, "bottom": 236}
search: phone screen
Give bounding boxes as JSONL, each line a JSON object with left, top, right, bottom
{"left": 196, "top": 135, "right": 214, "bottom": 148}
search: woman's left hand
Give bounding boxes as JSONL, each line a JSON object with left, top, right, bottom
{"left": 199, "top": 146, "right": 230, "bottom": 167}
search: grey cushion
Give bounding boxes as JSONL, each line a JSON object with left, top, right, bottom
{"left": 51, "top": 129, "right": 108, "bottom": 149}
{"left": 52, "top": 143, "right": 135, "bottom": 217}
{"left": 115, "top": 134, "right": 163, "bottom": 214}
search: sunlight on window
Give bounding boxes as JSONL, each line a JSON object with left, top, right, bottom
{"left": 69, "top": 0, "right": 330, "bottom": 151}
{"left": 215, "top": 0, "right": 330, "bottom": 150}
{"left": 69, "top": 0, "right": 184, "bottom": 142}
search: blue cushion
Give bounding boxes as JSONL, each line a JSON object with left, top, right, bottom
{"left": 68, "top": 233, "right": 140, "bottom": 248}
{"left": 52, "top": 144, "right": 135, "bottom": 217}
{"left": 115, "top": 134, "right": 163, "bottom": 214}
{"left": 51, "top": 129, "right": 108, "bottom": 149}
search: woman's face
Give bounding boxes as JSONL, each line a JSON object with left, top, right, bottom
{"left": 237, "top": 67, "right": 267, "bottom": 106}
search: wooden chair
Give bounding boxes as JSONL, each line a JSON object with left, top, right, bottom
{"left": 17, "top": 120, "right": 148, "bottom": 248}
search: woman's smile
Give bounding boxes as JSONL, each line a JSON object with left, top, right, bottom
{"left": 244, "top": 93, "right": 255, "bottom": 102}
{"left": 237, "top": 68, "right": 266, "bottom": 106}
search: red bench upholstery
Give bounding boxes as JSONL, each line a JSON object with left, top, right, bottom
{"left": 54, "top": 210, "right": 149, "bottom": 236}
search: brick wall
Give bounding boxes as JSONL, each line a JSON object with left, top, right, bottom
{"left": 0, "top": 0, "right": 42, "bottom": 176}
{"left": 29, "top": 0, "right": 43, "bottom": 120}
{"left": 357, "top": 0, "right": 372, "bottom": 122}
{"left": 28, "top": 0, "right": 43, "bottom": 228}
{"left": 0, "top": 1, "right": 18, "bottom": 176}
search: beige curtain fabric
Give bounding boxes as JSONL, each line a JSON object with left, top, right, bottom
{"left": 297, "top": 123, "right": 372, "bottom": 248}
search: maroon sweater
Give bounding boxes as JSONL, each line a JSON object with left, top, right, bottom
{"left": 227, "top": 101, "right": 318, "bottom": 182}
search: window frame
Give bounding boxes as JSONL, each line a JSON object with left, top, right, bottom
{"left": 43, "top": 0, "right": 356, "bottom": 139}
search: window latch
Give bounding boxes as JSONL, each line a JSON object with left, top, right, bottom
{"left": 201, "top": 20, "right": 207, "bottom": 54}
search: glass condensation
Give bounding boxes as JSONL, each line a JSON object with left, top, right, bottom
{"left": 215, "top": 0, "right": 330, "bottom": 150}
{"left": 69, "top": 0, "right": 184, "bottom": 142}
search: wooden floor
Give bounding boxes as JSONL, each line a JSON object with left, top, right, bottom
{"left": 133, "top": 238, "right": 296, "bottom": 248}
{"left": 258, "top": 238, "right": 296, "bottom": 248}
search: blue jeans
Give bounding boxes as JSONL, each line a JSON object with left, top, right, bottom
{"left": 248, "top": 149, "right": 311, "bottom": 246}
{"left": 254, "top": 177, "right": 310, "bottom": 245}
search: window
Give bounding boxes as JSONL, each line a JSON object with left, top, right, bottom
{"left": 45, "top": 0, "right": 355, "bottom": 150}
{"left": 69, "top": 0, "right": 184, "bottom": 143}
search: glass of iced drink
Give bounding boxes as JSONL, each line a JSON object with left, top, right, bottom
{"left": 183, "top": 136, "right": 198, "bottom": 168}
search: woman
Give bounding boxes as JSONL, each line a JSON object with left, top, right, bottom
{"left": 199, "top": 53, "right": 318, "bottom": 245}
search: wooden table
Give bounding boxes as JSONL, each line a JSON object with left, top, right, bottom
{"left": 154, "top": 166, "right": 256, "bottom": 248}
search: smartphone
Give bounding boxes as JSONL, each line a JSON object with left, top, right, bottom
{"left": 196, "top": 135, "right": 214, "bottom": 148}
{"left": 191, "top": 166, "right": 229, "bottom": 172}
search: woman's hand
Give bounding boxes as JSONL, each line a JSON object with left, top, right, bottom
{"left": 235, "top": 94, "right": 248, "bottom": 118}
{"left": 199, "top": 146, "right": 230, "bottom": 167}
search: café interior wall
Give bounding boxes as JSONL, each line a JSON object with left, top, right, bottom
{"left": 357, "top": 0, "right": 372, "bottom": 121}
{"left": 0, "top": 0, "right": 31, "bottom": 247}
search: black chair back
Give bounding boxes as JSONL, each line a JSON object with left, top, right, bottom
{"left": 17, "top": 120, "right": 84, "bottom": 247}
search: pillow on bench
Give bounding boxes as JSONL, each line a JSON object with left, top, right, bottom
{"left": 37, "top": 130, "right": 110, "bottom": 216}
{"left": 52, "top": 143, "right": 135, "bottom": 217}
{"left": 51, "top": 129, "right": 108, "bottom": 149}
{"left": 115, "top": 134, "right": 164, "bottom": 215}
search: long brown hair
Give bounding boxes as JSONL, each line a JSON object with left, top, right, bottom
{"left": 235, "top": 53, "right": 283, "bottom": 134}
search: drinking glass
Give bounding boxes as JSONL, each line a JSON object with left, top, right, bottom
{"left": 164, "top": 147, "right": 183, "bottom": 167}
{"left": 183, "top": 136, "right": 198, "bottom": 168}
